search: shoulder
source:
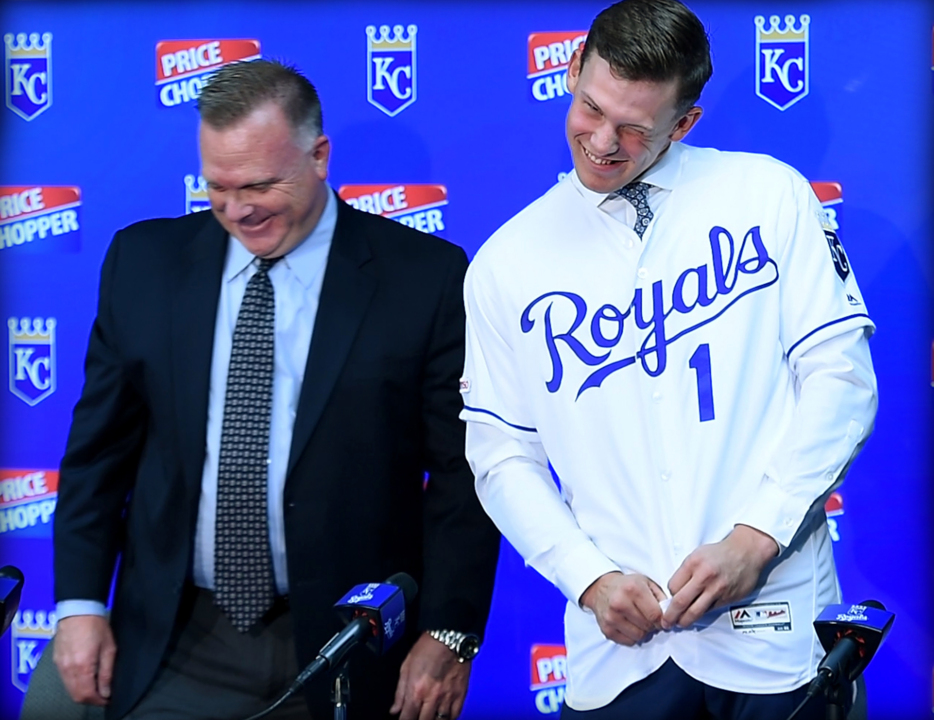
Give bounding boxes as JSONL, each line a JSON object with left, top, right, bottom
{"left": 678, "top": 144, "right": 809, "bottom": 193}
{"left": 111, "top": 210, "right": 218, "bottom": 255}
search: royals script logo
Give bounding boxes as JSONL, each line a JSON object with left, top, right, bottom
{"left": 8, "top": 317, "right": 56, "bottom": 406}
{"left": 366, "top": 24, "right": 417, "bottom": 116}
{"left": 755, "top": 15, "right": 810, "bottom": 110}
{"left": 4, "top": 32, "right": 51, "bottom": 120}
{"left": 521, "top": 226, "right": 778, "bottom": 398}
{"left": 11, "top": 609, "right": 56, "bottom": 692}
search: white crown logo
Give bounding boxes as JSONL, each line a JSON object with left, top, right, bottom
{"left": 366, "top": 25, "right": 417, "bottom": 51}
{"left": 4, "top": 32, "right": 52, "bottom": 57}
{"left": 8, "top": 317, "right": 55, "bottom": 342}
{"left": 13, "top": 609, "right": 57, "bottom": 636}
{"left": 184, "top": 174, "right": 209, "bottom": 200}
{"left": 755, "top": 15, "right": 809, "bottom": 42}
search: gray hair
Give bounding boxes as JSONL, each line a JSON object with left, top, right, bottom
{"left": 197, "top": 59, "right": 323, "bottom": 148}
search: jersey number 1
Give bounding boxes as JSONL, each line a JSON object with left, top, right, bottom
{"left": 688, "top": 344, "right": 715, "bottom": 422}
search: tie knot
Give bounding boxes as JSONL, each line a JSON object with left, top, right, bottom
{"left": 256, "top": 257, "right": 282, "bottom": 274}
{"left": 615, "top": 181, "right": 651, "bottom": 202}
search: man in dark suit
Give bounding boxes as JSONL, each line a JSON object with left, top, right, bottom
{"left": 51, "top": 59, "right": 499, "bottom": 720}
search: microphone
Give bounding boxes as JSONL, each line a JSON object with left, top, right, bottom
{"left": 1, "top": 565, "right": 25, "bottom": 636}
{"left": 291, "top": 572, "right": 418, "bottom": 690}
{"left": 806, "top": 599, "right": 894, "bottom": 699}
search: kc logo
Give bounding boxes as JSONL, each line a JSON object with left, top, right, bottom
{"left": 4, "top": 32, "right": 52, "bottom": 121}
{"left": 11, "top": 609, "right": 56, "bottom": 692}
{"left": 8, "top": 317, "right": 56, "bottom": 406}
{"left": 755, "top": 15, "right": 810, "bottom": 110}
{"left": 184, "top": 174, "right": 211, "bottom": 214}
{"left": 366, "top": 25, "right": 417, "bottom": 116}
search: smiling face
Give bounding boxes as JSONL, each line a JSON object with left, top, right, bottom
{"left": 199, "top": 101, "right": 330, "bottom": 258}
{"left": 565, "top": 48, "right": 702, "bottom": 194}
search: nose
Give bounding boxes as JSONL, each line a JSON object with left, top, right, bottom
{"left": 223, "top": 192, "right": 253, "bottom": 222}
{"left": 591, "top": 121, "right": 618, "bottom": 155}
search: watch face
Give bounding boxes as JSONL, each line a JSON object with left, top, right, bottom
{"left": 458, "top": 634, "right": 480, "bottom": 660}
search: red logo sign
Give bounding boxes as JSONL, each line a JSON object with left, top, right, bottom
{"left": 0, "top": 186, "right": 81, "bottom": 252}
{"left": 338, "top": 184, "right": 448, "bottom": 234}
{"left": 156, "top": 39, "right": 260, "bottom": 107}
{"left": 530, "top": 643, "right": 567, "bottom": 690}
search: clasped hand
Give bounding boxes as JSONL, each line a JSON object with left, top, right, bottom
{"left": 580, "top": 525, "right": 779, "bottom": 645}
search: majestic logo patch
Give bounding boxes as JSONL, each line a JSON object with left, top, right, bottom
{"left": 0, "top": 186, "right": 81, "bottom": 253}
{"left": 8, "top": 317, "right": 56, "bottom": 406}
{"left": 156, "top": 39, "right": 260, "bottom": 108}
{"left": 338, "top": 184, "right": 447, "bottom": 235}
{"left": 530, "top": 644, "right": 567, "bottom": 715}
{"left": 366, "top": 25, "right": 417, "bottom": 116}
{"left": 0, "top": 469, "right": 58, "bottom": 537}
{"left": 4, "top": 32, "right": 51, "bottom": 121}
{"left": 184, "top": 174, "right": 211, "bottom": 215}
{"left": 11, "top": 609, "right": 56, "bottom": 692}
{"left": 527, "top": 32, "right": 586, "bottom": 102}
{"left": 755, "top": 15, "right": 809, "bottom": 110}
{"left": 730, "top": 602, "right": 792, "bottom": 633}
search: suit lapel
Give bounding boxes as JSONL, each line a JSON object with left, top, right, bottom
{"left": 171, "top": 214, "right": 228, "bottom": 494}
{"left": 287, "top": 200, "right": 375, "bottom": 477}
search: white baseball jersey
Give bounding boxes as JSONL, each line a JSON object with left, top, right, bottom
{"left": 461, "top": 141, "right": 877, "bottom": 710}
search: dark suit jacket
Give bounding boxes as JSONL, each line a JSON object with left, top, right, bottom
{"left": 53, "top": 197, "right": 500, "bottom": 719}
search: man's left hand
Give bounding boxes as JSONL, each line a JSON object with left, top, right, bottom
{"left": 390, "top": 631, "right": 471, "bottom": 720}
{"left": 663, "top": 524, "right": 779, "bottom": 630}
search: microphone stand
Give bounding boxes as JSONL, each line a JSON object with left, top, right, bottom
{"left": 331, "top": 662, "right": 351, "bottom": 720}
{"left": 824, "top": 678, "right": 847, "bottom": 720}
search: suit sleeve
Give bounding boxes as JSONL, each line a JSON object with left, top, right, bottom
{"left": 417, "top": 247, "right": 501, "bottom": 638}
{"left": 54, "top": 231, "right": 147, "bottom": 604}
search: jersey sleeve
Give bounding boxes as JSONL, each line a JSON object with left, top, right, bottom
{"left": 778, "top": 177, "right": 874, "bottom": 364}
{"left": 460, "top": 256, "right": 539, "bottom": 439}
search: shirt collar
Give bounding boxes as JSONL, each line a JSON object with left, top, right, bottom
{"left": 223, "top": 187, "right": 338, "bottom": 287}
{"left": 568, "top": 140, "right": 686, "bottom": 206}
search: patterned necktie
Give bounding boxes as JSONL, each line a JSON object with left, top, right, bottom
{"left": 615, "top": 181, "right": 654, "bottom": 240}
{"left": 214, "top": 256, "right": 280, "bottom": 632}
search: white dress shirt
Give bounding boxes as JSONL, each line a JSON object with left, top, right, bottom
{"left": 461, "top": 142, "right": 877, "bottom": 709}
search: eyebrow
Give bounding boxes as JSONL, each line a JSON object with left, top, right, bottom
{"left": 207, "top": 177, "right": 282, "bottom": 191}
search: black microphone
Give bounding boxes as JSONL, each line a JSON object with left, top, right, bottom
{"left": 806, "top": 599, "right": 895, "bottom": 699}
{"left": 0, "top": 565, "right": 25, "bottom": 636}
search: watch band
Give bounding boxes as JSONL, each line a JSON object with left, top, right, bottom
{"left": 427, "top": 628, "right": 480, "bottom": 663}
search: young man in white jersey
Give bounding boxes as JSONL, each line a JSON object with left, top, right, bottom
{"left": 460, "top": 1, "right": 877, "bottom": 718}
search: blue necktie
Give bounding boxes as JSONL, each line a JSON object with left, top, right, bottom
{"left": 615, "top": 182, "right": 654, "bottom": 240}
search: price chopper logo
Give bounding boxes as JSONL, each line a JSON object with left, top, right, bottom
{"left": 530, "top": 644, "right": 567, "bottom": 715}
{"left": 8, "top": 317, "right": 56, "bottom": 406}
{"left": 156, "top": 39, "right": 260, "bottom": 108}
{"left": 338, "top": 184, "right": 447, "bottom": 235}
{"left": 0, "top": 186, "right": 81, "bottom": 253}
{"left": 184, "top": 174, "right": 211, "bottom": 215}
{"left": 11, "top": 609, "right": 56, "bottom": 692}
{"left": 366, "top": 25, "right": 417, "bottom": 116}
{"left": 0, "top": 470, "right": 57, "bottom": 538}
{"left": 527, "top": 32, "right": 586, "bottom": 102}
{"left": 4, "top": 32, "right": 51, "bottom": 121}
{"left": 824, "top": 491, "right": 844, "bottom": 542}
{"left": 755, "top": 15, "right": 810, "bottom": 110}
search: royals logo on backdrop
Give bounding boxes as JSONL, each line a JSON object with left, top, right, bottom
{"left": 0, "top": 186, "right": 81, "bottom": 253}
{"left": 530, "top": 644, "right": 567, "bottom": 715}
{"left": 10, "top": 609, "right": 56, "bottom": 693}
{"left": 8, "top": 317, "right": 56, "bottom": 406}
{"left": 755, "top": 14, "right": 810, "bottom": 110}
{"left": 156, "top": 39, "right": 261, "bottom": 108}
{"left": 0, "top": 470, "right": 57, "bottom": 538}
{"left": 184, "top": 174, "right": 211, "bottom": 214}
{"left": 338, "top": 184, "right": 447, "bottom": 235}
{"left": 527, "top": 32, "right": 586, "bottom": 102}
{"left": 366, "top": 25, "right": 417, "bottom": 116}
{"left": 4, "top": 32, "right": 51, "bottom": 121}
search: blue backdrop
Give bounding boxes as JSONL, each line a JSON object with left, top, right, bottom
{"left": 0, "top": 1, "right": 931, "bottom": 718}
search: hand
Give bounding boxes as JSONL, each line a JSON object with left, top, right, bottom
{"left": 53, "top": 615, "right": 117, "bottom": 706}
{"left": 390, "top": 631, "right": 471, "bottom": 720}
{"left": 579, "top": 571, "right": 667, "bottom": 646}
{"left": 663, "top": 524, "right": 780, "bottom": 630}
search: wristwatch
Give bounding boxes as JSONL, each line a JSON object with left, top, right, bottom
{"left": 427, "top": 629, "right": 481, "bottom": 663}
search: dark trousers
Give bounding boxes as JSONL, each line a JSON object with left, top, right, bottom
{"left": 561, "top": 658, "right": 848, "bottom": 720}
{"left": 124, "top": 587, "right": 312, "bottom": 720}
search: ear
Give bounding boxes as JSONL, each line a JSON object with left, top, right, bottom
{"left": 669, "top": 106, "right": 703, "bottom": 142}
{"left": 311, "top": 135, "right": 331, "bottom": 180}
{"left": 566, "top": 45, "right": 584, "bottom": 93}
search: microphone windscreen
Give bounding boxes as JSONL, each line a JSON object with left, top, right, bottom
{"left": 386, "top": 572, "right": 418, "bottom": 605}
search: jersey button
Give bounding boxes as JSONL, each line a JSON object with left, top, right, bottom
{"left": 661, "top": 472, "right": 671, "bottom": 482}
{"left": 652, "top": 391, "right": 663, "bottom": 403}
{"left": 637, "top": 268, "right": 649, "bottom": 279}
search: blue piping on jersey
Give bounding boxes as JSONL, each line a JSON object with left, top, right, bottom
{"left": 786, "top": 313, "right": 872, "bottom": 358}
{"left": 463, "top": 406, "right": 537, "bottom": 433}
